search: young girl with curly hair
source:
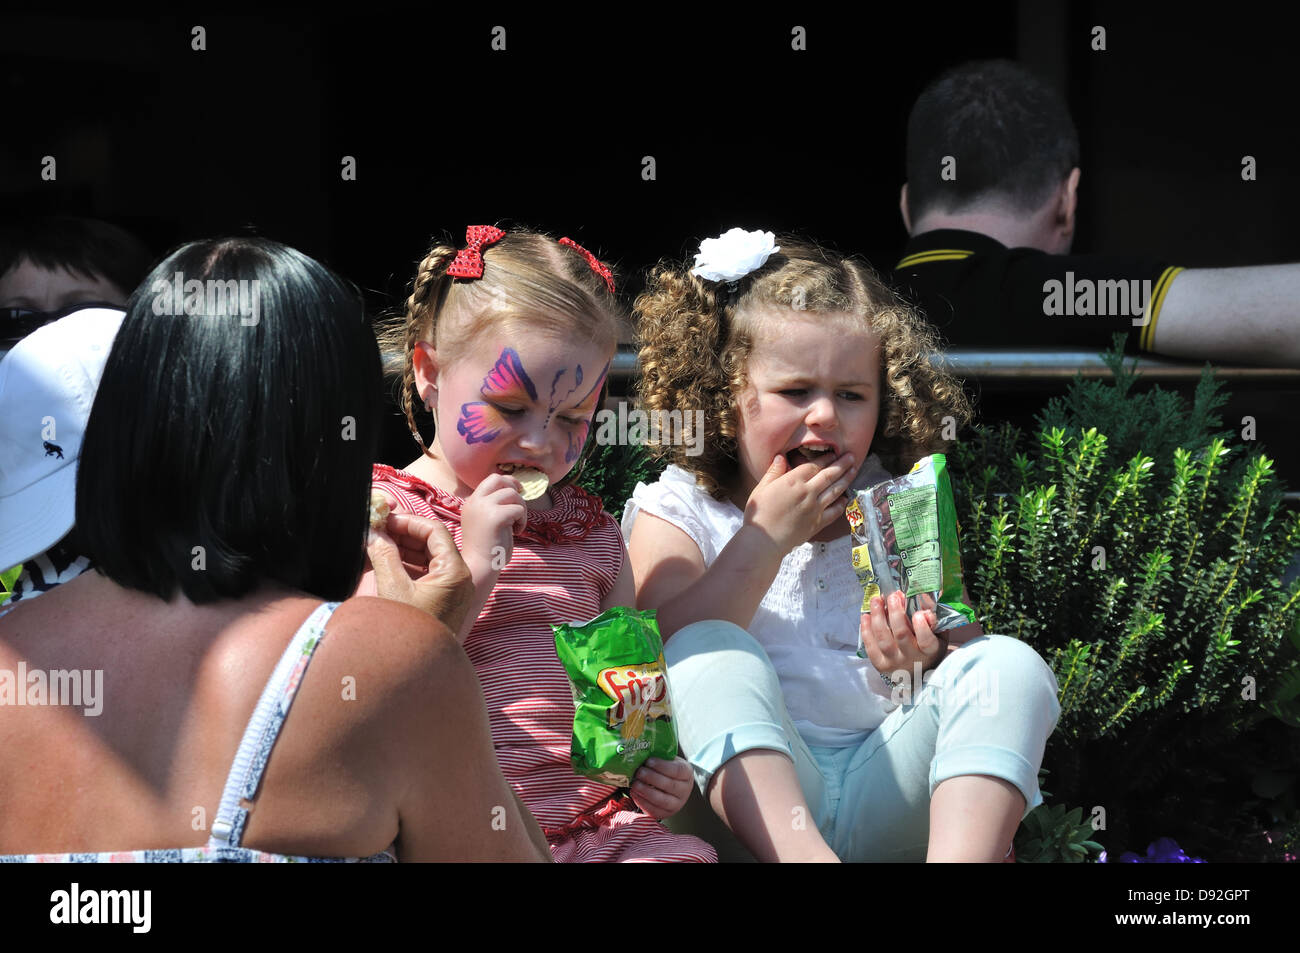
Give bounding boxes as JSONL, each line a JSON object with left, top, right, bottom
{"left": 369, "top": 225, "right": 714, "bottom": 862}
{"left": 623, "top": 229, "right": 1060, "bottom": 862}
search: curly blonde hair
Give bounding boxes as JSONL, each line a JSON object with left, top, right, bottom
{"left": 633, "top": 236, "right": 972, "bottom": 499}
{"left": 376, "top": 226, "right": 627, "bottom": 486}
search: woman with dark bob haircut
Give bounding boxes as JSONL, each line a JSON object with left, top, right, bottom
{"left": 0, "top": 237, "right": 551, "bottom": 862}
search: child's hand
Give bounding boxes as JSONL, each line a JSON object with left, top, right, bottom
{"left": 860, "top": 590, "right": 947, "bottom": 680}
{"left": 459, "top": 473, "right": 528, "bottom": 584}
{"left": 630, "top": 757, "right": 694, "bottom": 820}
{"left": 743, "top": 452, "right": 857, "bottom": 556}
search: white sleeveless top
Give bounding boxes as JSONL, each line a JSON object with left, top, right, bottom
{"left": 621, "top": 457, "right": 899, "bottom": 747}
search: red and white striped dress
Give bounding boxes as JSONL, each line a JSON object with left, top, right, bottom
{"left": 371, "top": 464, "right": 716, "bottom": 863}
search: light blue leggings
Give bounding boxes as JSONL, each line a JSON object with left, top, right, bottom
{"left": 663, "top": 621, "right": 1061, "bottom": 862}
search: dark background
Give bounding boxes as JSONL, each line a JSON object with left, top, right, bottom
{"left": 6, "top": 4, "right": 1299, "bottom": 296}
{"left": 5, "top": 2, "right": 1298, "bottom": 467}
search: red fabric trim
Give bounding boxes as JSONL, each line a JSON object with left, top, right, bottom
{"left": 541, "top": 792, "right": 639, "bottom": 839}
{"left": 371, "top": 463, "right": 609, "bottom": 545}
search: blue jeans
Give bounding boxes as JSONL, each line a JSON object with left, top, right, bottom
{"left": 663, "top": 621, "right": 1061, "bottom": 861}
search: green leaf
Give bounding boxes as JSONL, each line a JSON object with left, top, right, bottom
{"left": 950, "top": 341, "right": 1300, "bottom": 860}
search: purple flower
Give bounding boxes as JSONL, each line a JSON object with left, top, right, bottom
{"left": 1097, "top": 837, "right": 1205, "bottom": 863}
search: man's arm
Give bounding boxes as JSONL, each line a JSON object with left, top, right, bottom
{"left": 1153, "top": 265, "right": 1300, "bottom": 367}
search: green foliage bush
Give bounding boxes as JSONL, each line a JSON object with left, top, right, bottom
{"left": 574, "top": 437, "right": 665, "bottom": 521}
{"left": 1016, "top": 802, "right": 1107, "bottom": 863}
{"left": 952, "top": 338, "right": 1300, "bottom": 861}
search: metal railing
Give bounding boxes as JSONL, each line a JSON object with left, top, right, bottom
{"left": 381, "top": 347, "right": 1300, "bottom": 384}
{"left": 378, "top": 346, "right": 1300, "bottom": 504}
{"left": 608, "top": 348, "right": 1300, "bottom": 384}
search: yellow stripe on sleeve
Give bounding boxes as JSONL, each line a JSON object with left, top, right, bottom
{"left": 895, "top": 249, "right": 974, "bottom": 269}
{"left": 1139, "top": 266, "right": 1184, "bottom": 352}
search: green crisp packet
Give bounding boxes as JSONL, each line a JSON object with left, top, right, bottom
{"left": 845, "top": 453, "right": 974, "bottom": 658}
{"left": 553, "top": 607, "right": 678, "bottom": 787}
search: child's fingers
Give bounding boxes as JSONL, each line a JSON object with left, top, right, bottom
{"left": 817, "top": 473, "right": 854, "bottom": 508}
{"left": 909, "top": 608, "right": 951, "bottom": 670}
{"left": 631, "top": 779, "right": 680, "bottom": 815}
{"left": 485, "top": 481, "right": 524, "bottom": 502}
{"left": 869, "top": 594, "right": 901, "bottom": 644}
{"left": 884, "top": 589, "right": 916, "bottom": 644}
{"left": 809, "top": 454, "right": 855, "bottom": 494}
{"left": 646, "top": 757, "right": 693, "bottom": 781}
{"left": 633, "top": 764, "right": 681, "bottom": 792}
{"left": 755, "top": 454, "right": 790, "bottom": 491}
{"left": 816, "top": 496, "right": 848, "bottom": 532}
{"left": 912, "top": 609, "right": 945, "bottom": 659}
{"left": 866, "top": 596, "right": 902, "bottom": 666}
{"left": 472, "top": 472, "right": 523, "bottom": 496}
{"left": 859, "top": 613, "right": 880, "bottom": 664}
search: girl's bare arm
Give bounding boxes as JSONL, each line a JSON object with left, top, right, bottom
{"left": 626, "top": 513, "right": 785, "bottom": 639}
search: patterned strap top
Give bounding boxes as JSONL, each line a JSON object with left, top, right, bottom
{"left": 0, "top": 601, "right": 397, "bottom": 863}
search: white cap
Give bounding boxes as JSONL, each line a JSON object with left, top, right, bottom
{"left": 0, "top": 307, "right": 125, "bottom": 571}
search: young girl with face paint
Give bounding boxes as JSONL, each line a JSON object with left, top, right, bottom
{"left": 370, "top": 226, "right": 713, "bottom": 862}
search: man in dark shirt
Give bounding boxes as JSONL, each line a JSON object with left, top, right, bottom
{"left": 896, "top": 59, "right": 1298, "bottom": 366}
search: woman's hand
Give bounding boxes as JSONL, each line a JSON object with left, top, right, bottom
{"left": 365, "top": 509, "right": 474, "bottom": 634}
{"left": 860, "top": 590, "right": 948, "bottom": 685}
{"left": 630, "top": 757, "right": 695, "bottom": 820}
{"left": 742, "top": 453, "right": 857, "bottom": 557}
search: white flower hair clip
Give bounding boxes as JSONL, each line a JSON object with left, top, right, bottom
{"left": 690, "top": 228, "right": 780, "bottom": 285}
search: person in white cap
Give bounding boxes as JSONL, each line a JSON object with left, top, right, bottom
{"left": 0, "top": 306, "right": 125, "bottom": 606}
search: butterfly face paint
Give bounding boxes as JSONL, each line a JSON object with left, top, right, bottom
{"left": 457, "top": 348, "right": 538, "bottom": 445}
{"left": 561, "top": 360, "right": 609, "bottom": 463}
{"left": 431, "top": 337, "right": 613, "bottom": 500}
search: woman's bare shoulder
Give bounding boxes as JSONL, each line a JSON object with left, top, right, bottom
{"left": 312, "top": 597, "right": 471, "bottom": 695}
{"left": 327, "top": 595, "right": 451, "bottom": 639}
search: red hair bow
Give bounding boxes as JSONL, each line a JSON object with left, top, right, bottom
{"left": 558, "top": 237, "right": 616, "bottom": 294}
{"left": 447, "top": 225, "right": 506, "bottom": 279}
